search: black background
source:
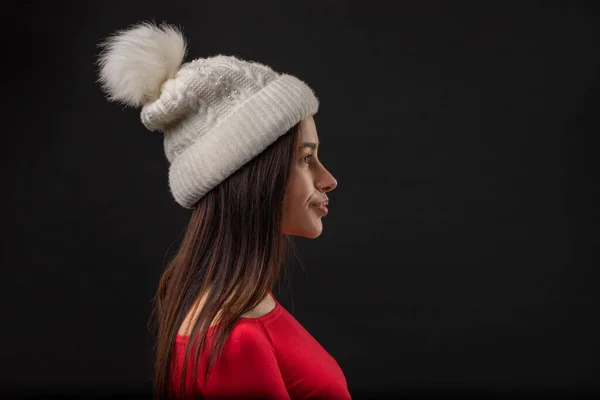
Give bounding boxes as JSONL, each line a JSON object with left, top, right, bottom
{"left": 2, "top": 0, "right": 599, "bottom": 398}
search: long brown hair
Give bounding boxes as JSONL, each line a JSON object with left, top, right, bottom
{"left": 149, "top": 121, "right": 301, "bottom": 400}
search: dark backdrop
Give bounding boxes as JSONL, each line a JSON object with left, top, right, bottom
{"left": 2, "top": 0, "right": 599, "bottom": 398}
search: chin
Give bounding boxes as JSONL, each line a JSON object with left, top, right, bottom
{"left": 298, "top": 220, "right": 324, "bottom": 239}
{"left": 283, "top": 222, "right": 323, "bottom": 239}
{"left": 303, "top": 229, "right": 322, "bottom": 239}
{"left": 283, "top": 228, "right": 322, "bottom": 239}
{"left": 283, "top": 211, "right": 324, "bottom": 238}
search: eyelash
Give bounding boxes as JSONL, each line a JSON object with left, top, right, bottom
{"left": 303, "top": 154, "right": 313, "bottom": 163}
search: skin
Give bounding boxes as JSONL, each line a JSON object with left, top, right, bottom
{"left": 282, "top": 114, "right": 338, "bottom": 239}
{"left": 178, "top": 115, "right": 337, "bottom": 334}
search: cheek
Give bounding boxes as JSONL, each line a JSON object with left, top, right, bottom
{"left": 284, "top": 171, "right": 312, "bottom": 210}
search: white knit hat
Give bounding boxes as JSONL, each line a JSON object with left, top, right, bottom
{"left": 97, "top": 22, "right": 319, "bottom": 209}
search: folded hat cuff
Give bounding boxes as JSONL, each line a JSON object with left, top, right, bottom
{"left": 168, "top": 74, "right": 319, "bottom": 209}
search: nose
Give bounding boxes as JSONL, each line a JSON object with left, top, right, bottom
{"left": 319, "top": 169, "right": 337, "bottom": 193}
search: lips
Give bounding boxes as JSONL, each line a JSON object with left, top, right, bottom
{"left": 310, "top": 199, "right": 329, "bottom": 216}
{"left": 310, "top": 199, "right": 328, "bottom": 207}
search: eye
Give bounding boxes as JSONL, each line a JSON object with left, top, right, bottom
{"left": 303, "top": 154, "right": 313, "bottom": 163}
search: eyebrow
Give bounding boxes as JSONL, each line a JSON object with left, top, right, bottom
{"left": 299, "top": 141, "right": 319, "bottom": 151}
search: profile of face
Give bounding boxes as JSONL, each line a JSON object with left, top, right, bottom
{"left": 282, "top": 115, "right": 337, "bottom": 239}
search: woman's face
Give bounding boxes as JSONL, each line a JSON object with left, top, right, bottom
{"left": 282, "top": 115, "right": 337, "bottom": 238}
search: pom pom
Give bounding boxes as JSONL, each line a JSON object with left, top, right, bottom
{"left": 97, "top": 21, "right": 187, "bottom": 108}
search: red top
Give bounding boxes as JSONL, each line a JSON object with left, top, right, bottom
{"left": 169, "top": 292, "right": 351, "bottom": 399}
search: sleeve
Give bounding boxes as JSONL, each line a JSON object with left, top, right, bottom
{"left": 201, "top": 324, "right": 290, "bottom": 400}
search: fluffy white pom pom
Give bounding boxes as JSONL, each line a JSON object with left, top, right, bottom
{"left": 97, "top": 22, "right": 187, "bottom": 108}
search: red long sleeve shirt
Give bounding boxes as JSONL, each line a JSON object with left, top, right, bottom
{"left": 169, "top": 292, "right": 351, "bottom": 399}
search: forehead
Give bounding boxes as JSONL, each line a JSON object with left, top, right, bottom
{"left": 297, "top": 115, "right": 319, "bottom": 142}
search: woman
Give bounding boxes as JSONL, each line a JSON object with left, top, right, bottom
{"left": 97, "top": 22, "right": 347, "bottom": 399}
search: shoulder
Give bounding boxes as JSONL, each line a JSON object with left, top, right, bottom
{"left": 207, "top": 322, "right": 281, "bottom": 380}
{"left": 225, "top": 321, "right": 275, "bottom": 356}
{"left": 202, "top": 320, "right": 289, "bottom": 399}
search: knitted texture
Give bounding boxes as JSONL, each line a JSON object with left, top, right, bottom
{"left": 97, "top": 22, "right": 319, "bottom": 208}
